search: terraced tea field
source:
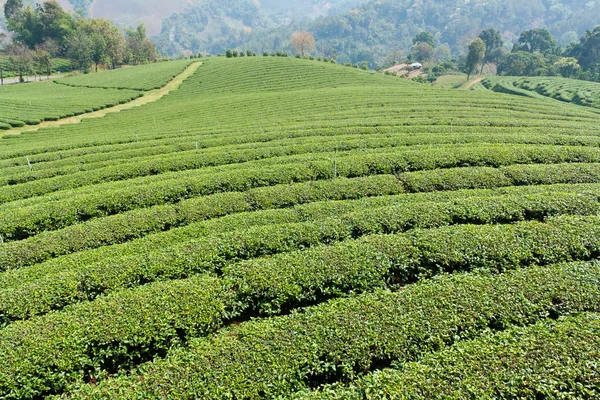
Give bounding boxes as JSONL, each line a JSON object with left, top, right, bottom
{"left": 58, "top": 59, "right": 193, "bottom": 90}
{"left": 0, "top": 55, "right": 73, "bottom": 79}
{"left": 0, "top": 82, "right": 142, "bottom": 128}
{"left": 480, "top": 76, "right": 600, "bottom": 110}
{"left": 0, "top": 60, "right": 194, "bottom": 130}
{"left": 1, "top": 56, "right": 600, "bottom": 399}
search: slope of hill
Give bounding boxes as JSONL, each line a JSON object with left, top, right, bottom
{"left": 0, "top": 80, "right": 141, "bottom": 128}
{"left": 58, "top": 59, "right": 192, "bottom": 90}
{"left": 481, "top": 76, "right": 600, "bottom": 110}
{"left": 1, "top": 57, "right": 600, "bottom": 398}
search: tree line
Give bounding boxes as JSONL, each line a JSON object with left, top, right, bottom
{"left": 463, "top": 26, "right": 600, "bottom": 81}
{"left": 1, "top": 0, "right": 158, "bottom": 83}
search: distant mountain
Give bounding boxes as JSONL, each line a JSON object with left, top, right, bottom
{"left": 61, "top": 0, "right": 367, "bottom": 38}
{"left": 4, "top": 0, "right": 599, "bottom": 64}
{"left": 81, "top": 0, "right": 368, "bottom": 56}
{"left": 235, "top": 0, "right": 600, "bottom": 67}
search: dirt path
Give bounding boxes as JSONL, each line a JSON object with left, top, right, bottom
{"left": 1, "top": 61, "right": 202, "bottom": 137}
{"left": 464, "top": 77, "right": 483, "bottom": 90}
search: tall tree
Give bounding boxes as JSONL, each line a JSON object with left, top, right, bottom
{"left": 290, "top": 31, "right": 316, "bottom": 57}
{"left": 568, "top": 26, "right": 600, "bottom": 75}
{"left": 38, "top": 0, "right": 74, "bottom": 48}
{"left": 7, "top": 42, "right": 33, "bottom": 82}
{"left": 125, "top": 24, "right": 157, "bottom": 65}
{"left": 104, "top": 22, "right": 126, "bottom": 68}
{"left": 413, "top": 31, "right": 435, "bottom": 48}
{"left": 0, "top": 32, "right": 7, "bottom": 84}
{"left": 66, "top": 27, "right": 93, "bottom": 71}
{"left": 3, "top": 0, "right": 23, "bottom": 23}
{"left": 478, "top": 28, "right": 503, "bottom": 73}
{"left": 33, "top": 46, "right": 53, "bottom": 78}
{"left": 464, "top": 38, "right": 486, "bottom": 80}
{"left": 517, "top": 28, "right": 556, "bottom": 54}
{"left": 80, "top": 19, "right": 114, "bottom": 71}
{"left": 411, "top": 42, "right": 434, "bottom": 63}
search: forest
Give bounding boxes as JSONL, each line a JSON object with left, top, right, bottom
{"left": 0, "top": 0, "right": 157, "bottom": 80}
{"left": 236, "top": 0, "right": 600, "bottom": 67}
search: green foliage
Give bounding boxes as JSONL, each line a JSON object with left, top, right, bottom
{"left": 235, "top": 0, "right": 600, "bottom": 67}
{"left": 482, "top": 76, "right": 600, "bottom": 109}
{"left": 298, "top": 313, "right": 600, "bottom": 399}
{"left": 63, "top": 261, "right": 600, "bottom": 398}
{"left": 58, "top": 59, "right": 192, "bottom": 90}
{"left": 497, "top": 51, "right": 548, "bottom": 76}
{"left": 0, "top": 81, "right": 140, "bottom": 128}
{"left": 1, "top": 57, "right": 600, "bottom": 398}
{"left": 3, "top": 1, "right": 155, "bottom": 71}
{"left": 516, "top": 28, "right": 557, "bottom": 54}
{"left": 464, "top": 38, "right": 486, "bottom": 79}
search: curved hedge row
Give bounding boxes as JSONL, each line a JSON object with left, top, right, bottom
{"left": 4, "top": 129, "right": 600, "bottom": 187}
{"left": 298, "top": 312, "right": 600, "bottom": 399}
{"left": 58, "top": 262, "right": 600, "bottom": 399}
{"left": 3, "top": 143, "right": 600, "bottom": 207}
{"left": 1, "top": 193, "right": 598, "bottom": 325}
{"left": 3, "top": 154, "right": 600, "bottom": 243}
{"left": 2, "top": 214, "right": 600, "bottom": 399}
{"left": 0, "top": 175, "right": 403, "bottom": 269}
{"left": 0, "top": 82, "right": 142, "bottom": 129}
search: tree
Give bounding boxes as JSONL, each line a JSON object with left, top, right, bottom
{"left": 464, "top": 38, "right": 486, "bottom": 80}
{"left": 80, "top": 18, "right": 123, "bottom": 71}
{"left": 33, "top": 47, "right": 53, "bottom": 78}
{"left": 411, "top": 42, "right": 434, "bottom": 63}
{"left": 0, "top": 32, "right": 7, "bottom": 84}
{"left": 568, "top": 26, "right": 600, "bottom": 75}
{"left": 7, "top": 42, "right": 33, "bottom": 82}
{"left": 413, "top": 31, "right": 434, "bottom": 48}
{"left": 15, "top": 5, "right": 43, "bottom": 48}
{"left": 5, "top": 0, "right": 74, "bottom": 51}
{"left": 38, "top": 0, "right": 74, "bottom": 48}
{"left": 497, "top": 51, "right": 547, "bottom": 76}
{"left": 478, "top": 28, "right": 503, "bottom": 73}
{"left": 3, "top": 0, "right": 23, "bottom": 25}
{"left": 125, "top": 24, "right": 157, "bottom": 65}
{"left": 290, "top": 31, "right": 315, "bottom": 57}
{"left": 554, "top": 57, "right": 580, "bottom": 77}
{"left": 66, "top": 27, "right": 93, "bottom": 71}
{"left": 103, "top": 22, "right": 125, "bottom": 69}
{"left": 516, "top": 28, "right": 556, "bottom": 54}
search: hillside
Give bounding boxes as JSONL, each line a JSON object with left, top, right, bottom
{"left": 1, "top": 57, "right": 600, "bottom": 398}
{"left": 5, "top": 0, "right": 599, "bottom": 61}
{"left": 58, "top": 0, "right": 368, "bottom": 42}
{"left": 238, "top": 0, "right": 600, "bottom": 66}
{"left": 480, "top": 76, "right": 600, "bottom": 110}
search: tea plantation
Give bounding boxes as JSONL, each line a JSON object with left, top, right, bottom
{"left": 480, "top": 76, "right": 600, "bottom": 110}
{"left": 1, "top": 56, "right": 600, "bottom": 399}
{"left": 58, "top": 59, "right": 194, "bottom": 90}
{"left": 0, "top": 54, "right": 73, "bottom": 79}
{"left": 0, "top": 81, "right": 142, "bottom": 128}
